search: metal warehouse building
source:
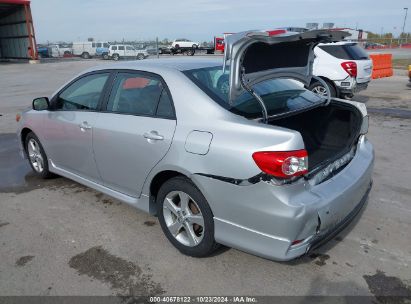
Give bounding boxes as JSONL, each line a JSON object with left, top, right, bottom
{"left": 0, "top": 0, "right": 37, "bottom": 60}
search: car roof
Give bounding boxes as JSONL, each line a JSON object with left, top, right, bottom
{"left": 88, "top": 57, "right": 223, "bottom": 73}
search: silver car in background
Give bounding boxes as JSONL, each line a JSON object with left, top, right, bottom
{"left": 17, "top": 30, "right": 374, "bottom": 261}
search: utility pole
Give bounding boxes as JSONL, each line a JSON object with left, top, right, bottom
{"left": 402, "top": 8, "right": 408, "bottom": 44}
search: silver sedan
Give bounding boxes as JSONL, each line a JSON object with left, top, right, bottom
{"left": 17, "top": 30, "right": 374, "bottom": 261}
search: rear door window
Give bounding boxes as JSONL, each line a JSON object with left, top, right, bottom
{"left": 319, "top": 44, "right": 369, "bottom": 60}
{"left": 106, "top": 72, "right": 171, "bottom": 117}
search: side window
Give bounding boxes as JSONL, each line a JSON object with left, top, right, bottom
{"left": 96, "top": 43, "right": 102, "bottom": 48}
{"left": 106, "top": 73, "right": 163, "bottom": 116}
{"left": 118, "top": 46, "right": 125, "bottom": 51}
{"left": 156, "top": 89, "right": 174, "bottom": 118}
{"left": 92, "top": 43, "right": 96, "bottom": 48}
{"left": 126, "top": 46, "right": 134, "bottom": 50}
{"left": 103, "top": 43, "right": 109, "bottom": 48}
{"left": 112, "top": 46, "right": 117, "bottom": 51}
{"left": 54, "top": 73, "right": 109, "bottom": 111}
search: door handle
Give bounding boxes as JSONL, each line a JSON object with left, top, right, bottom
{"left": 143, "top": 131, "right": 164, "bottom": 141}
{"left": 79, "top": 121, "right": 92, "bottom": 130}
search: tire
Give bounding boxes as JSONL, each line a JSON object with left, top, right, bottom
{"left": 102, "top": 53, "right": 109, "bottom": 60}
{"left": 308, "top": 80, "right": 336, "bottom": 98}
{"left": 112, "top": 53, "right": 120, "bottom": 61}
{"left": 157, "top": 176, "right": 219, "bottom": 257}
{"left": 137, "top": 53, "right": 145, "bottom": 60}
{"left": 174, "top": 44, "right": 180, "bottom": 49}
{"left": 25, "top": 132, "right": 54, "bottom": 179}
{"left": 187, "top": 49, "right": 195, "bottom": 56}
{"left": 81, "top": 52, "right": 90, "bottom": 59}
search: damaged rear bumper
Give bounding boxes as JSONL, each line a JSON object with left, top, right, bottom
{"left": 192, "top": 136, "right": 374, "bottom": 261}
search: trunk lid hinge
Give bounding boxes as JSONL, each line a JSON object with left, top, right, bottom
{"left": 239, "top": 68, "right": 269, "bottom": 124}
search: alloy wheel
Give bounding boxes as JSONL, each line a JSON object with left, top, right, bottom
{"left": 27, "top": 138, "right": 44, "bottom": 173}
{"left": 311, "top": 85, "right": 328, "bottom": 97}
{"left": 163, "top": 191, "right": 205, "bottom": 247}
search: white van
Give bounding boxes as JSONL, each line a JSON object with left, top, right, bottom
{"left": 72, "top": 41, "right": 109, "bottom": 59}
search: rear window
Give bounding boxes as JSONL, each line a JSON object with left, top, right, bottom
{"left": 319, "top": 43, "right": 369, "bottom": 60}
{"left": 184, "top": 66, "right": 323, "bottom": 119}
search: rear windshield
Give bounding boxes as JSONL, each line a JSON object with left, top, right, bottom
{"left": 319, "top": 43, "right": 369, "bottom": 60}
{"left": 184, "top": 66, "right": 323, "bottom": 119}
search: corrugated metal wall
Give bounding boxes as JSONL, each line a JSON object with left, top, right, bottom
{"left": 0, "top": 5, "right": 32, "bottom": 59}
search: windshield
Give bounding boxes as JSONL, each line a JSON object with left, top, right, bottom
{"left": 184, "top": 66, "right": 323, "bottom": 119}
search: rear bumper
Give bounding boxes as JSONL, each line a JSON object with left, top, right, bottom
{"left": 338, "top": 81, "right": 369, "bottom": 94}
{"left": 306, "top": 180, "right": 372, "bottom": 253}
{"left": 192, "top": 137, "right": 374, "bottom": 261}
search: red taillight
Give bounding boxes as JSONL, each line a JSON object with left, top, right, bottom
{"left": 15, "top": 113, "right": 21, "bottom": 122}
{"left": 252, "top": 150, "right": 308, "bottom": 178}
{"left": 341, "top": 61, "right": 357, "bottom": 77}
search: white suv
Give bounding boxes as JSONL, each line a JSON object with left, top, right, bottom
{"left": 310, "top": 42, "right": 373, "bottom": 98}
{"left": 171, "top": 39, "right": 200, "bottom": 49}
{"left": 108, "top": 44, "right": 149, "bottom": 61}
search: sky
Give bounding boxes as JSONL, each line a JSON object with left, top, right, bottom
{"left": 31, "top": 0, "right": 410, "bottom": 43}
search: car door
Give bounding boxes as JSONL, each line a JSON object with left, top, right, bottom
{"left": 43, "top": 72, "right": 111, "bottom": 181}
{"left": 118, "top": 45, "right": 125, "bottom": 57}
{"left": 92, "top": 71, "right": 176, "bottom": 197}
{"left": 125, "top": 46, "right": 135, "bottom": 57}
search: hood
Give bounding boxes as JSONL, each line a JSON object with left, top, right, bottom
{"left": 223, "top": 29, "right": 349, "bottom": 104}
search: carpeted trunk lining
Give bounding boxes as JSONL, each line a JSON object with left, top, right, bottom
{"left": 270, "top": 102, "right": 362, "bottom": 170}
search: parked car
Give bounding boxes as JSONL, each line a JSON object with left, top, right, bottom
{"left": 50, "top": 44, "right": 72, "bottom": 57}
{"left": 17, "top": 29, "right": 373, "bottom": 261}
{"left": 72, "top": 41, "right": 109, "bottom": 59}
{"left": 172, "top": 38, "right": 200, "bottom": 49}
{"left": 310, "top": 42, "right": 373, "bottom": 99}
{"left": 108, "top": 44, "right": 148, "bottom": 61}
{"left": 159, "top": 46, "right": 173, "bottom": 54}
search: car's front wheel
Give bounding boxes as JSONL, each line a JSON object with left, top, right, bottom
{"left": 137, "top": 53, "right": 145, "bottom": 60}
{"left": 112, "top": 53, "right": 120, "bottom": 61}
{"left": 157, "top": 176, "right": 219, "bottom": 257}
{"left": 25, "top": 132, "right": 53, "bottom": 179}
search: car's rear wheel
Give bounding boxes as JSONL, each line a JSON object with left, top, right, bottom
{"left": 25, "top": 132, "right": 53, "bottom": 179}
{"left": 137, "top": 53, "right": 145, "bottom": 60}
{"left": 112, "top": 53, "right": 120, "bottom": 61}
{"left": 81, "top": 52, "right": 90, "bottom": 59}
{"left": 309, "top": 80, "right": 336, "bottom": 98}
{"left": 157, "top": 176, "right": 219, "bottom": 257}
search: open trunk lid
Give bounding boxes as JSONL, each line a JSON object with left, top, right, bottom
{"left": 223, "top": 29, "right": 350, "bottom": 103}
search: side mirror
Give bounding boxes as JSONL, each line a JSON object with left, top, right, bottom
{"left": 32, "top": 97, "right": 49, "bottom": 111}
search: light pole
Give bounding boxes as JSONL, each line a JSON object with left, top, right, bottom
{"left": 402, "top": 8, "right": 408, "bottom": 44}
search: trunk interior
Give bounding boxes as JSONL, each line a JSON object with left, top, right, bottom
{"left": 270, "top": 101, "right": 362, "bottom": 172}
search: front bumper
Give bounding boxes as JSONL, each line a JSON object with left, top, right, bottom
{"left": 192, "top": 137, "right": 374, "bottom": 261}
